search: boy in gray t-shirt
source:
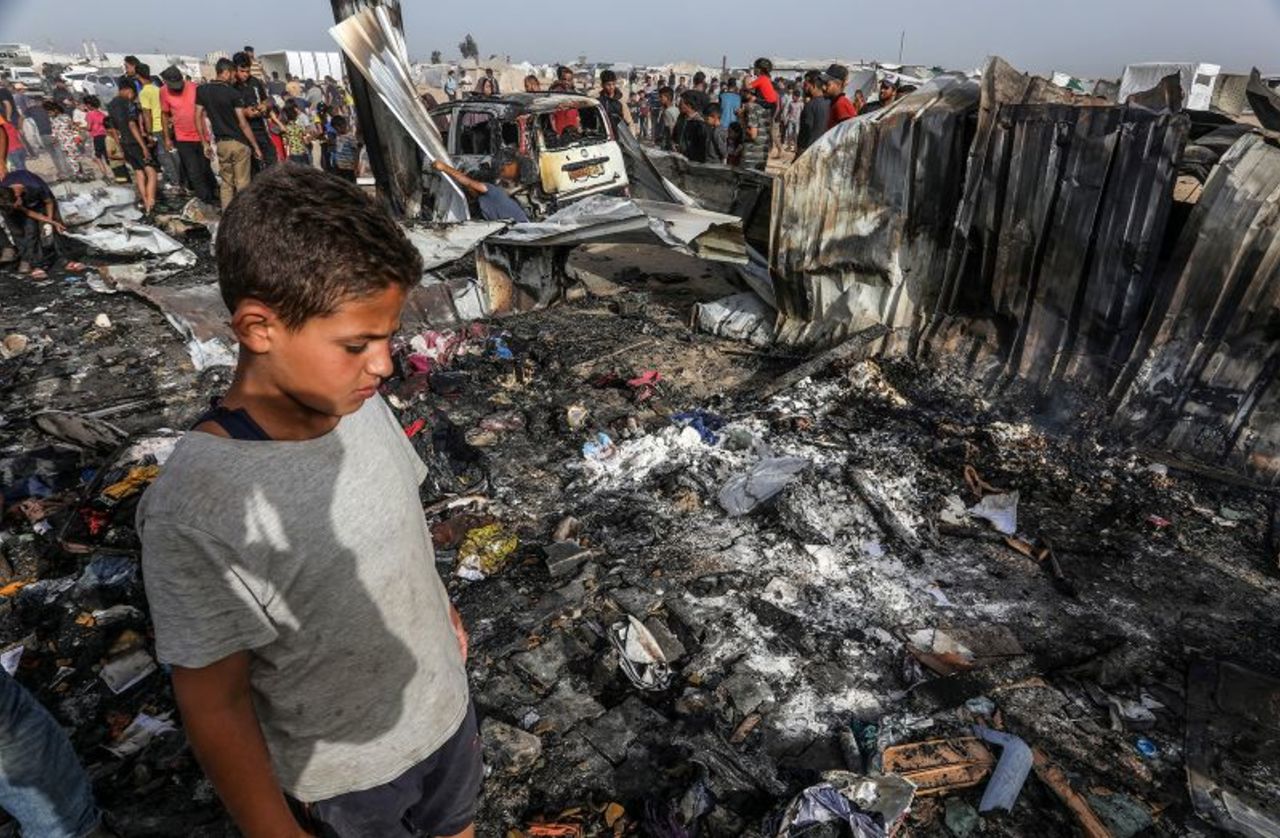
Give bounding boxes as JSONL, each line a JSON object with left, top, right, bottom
{"left": 137, "top": 165, "right": 477, "bottom": 838}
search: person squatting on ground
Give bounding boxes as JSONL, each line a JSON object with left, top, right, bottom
{"left": 137, "top": 164, "right": 479, "bottom": 838}
{"left": 0, "top": 167, "right": 86, "bottom": 279}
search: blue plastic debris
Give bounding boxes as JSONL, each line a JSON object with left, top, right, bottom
{"left": 1135, "top": 737, "right": 1158, "bottom": 759}
{"left": 582, "top": 432, "right": 616, "bottom": 461}
{"left": 489, "top": 337, "right": 515, "bottom": 361}
{"left": 671, "top": 410, "right": 726, "bottom": 445}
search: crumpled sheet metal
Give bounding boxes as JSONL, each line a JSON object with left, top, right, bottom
{"left": 491, "top": 194, "right": 745, "bottom": 263}
{"left": 64, "top": 223, "right": 188, "bottom": 258}
{"left": 104, "top": 274, "right": 236, "bottom": 371}
{"left": 405, "top": 221, "right": 507, "bottom": 271}
{"left": 769, "top": 73, "right": 978, "bottom": 349}
{"left": 53, "top": 182, "right": 138, "bottom": 227}
{"left": 1111, "top": 132, "right": 1280, "bottom": 484}
{"left": 329, "top": 5, "right": 468, "bottom": 221}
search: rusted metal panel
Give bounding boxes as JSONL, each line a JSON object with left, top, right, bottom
{"left": 768, "top": 75, "right": 978, "bottom": 349}
{"left": 926, "top": 104, "right": 1188, "bottom": 392}
{"left": 1111, "top": 133, "right": 1280, "bottom": 483}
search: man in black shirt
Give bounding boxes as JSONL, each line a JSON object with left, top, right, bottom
{"left": 107, "top": 80, "right": 157, "bottom": 215}
{"left": 676, "top": 91, "right": 710, "bottom": 163}
{"left": 796, "top": 70, "right": 831, "bottom": 155}
{"left": 196, "top": 58, "right": 261, "bottom": 208}
{"left": 234, "top": 52, "right": 276, "bottom": 173}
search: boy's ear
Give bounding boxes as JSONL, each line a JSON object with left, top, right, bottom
{"left": 230, "top": 298, "right": 282, "bottom": 354}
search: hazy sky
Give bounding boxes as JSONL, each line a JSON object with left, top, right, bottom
{"left": 4, "top": 0, "right": 1279, "bottom": 78}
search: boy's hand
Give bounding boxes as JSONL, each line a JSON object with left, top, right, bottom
{"left": 449, "top": 604, "right": 468, "bottom": 663}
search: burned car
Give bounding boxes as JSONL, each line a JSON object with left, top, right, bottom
{"left": 429, "top": 92, "right": 629, "bottom": 217}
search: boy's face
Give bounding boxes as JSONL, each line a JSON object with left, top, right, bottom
{"left": 250, "top": 285, "right": 407, "bottom": 418}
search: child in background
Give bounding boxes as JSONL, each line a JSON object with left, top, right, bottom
{"left": 330, "top": 115, "right": 359, "bottom": 183}
{"left": 82, "top": 96, "right": 112, "bottom": 181}
{"left": 44, "top": 100, "right": 86, "bottom": 180}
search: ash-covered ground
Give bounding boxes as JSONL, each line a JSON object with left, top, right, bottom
{"left": 1, "top": 241, "right": 1277, "bottom": 837}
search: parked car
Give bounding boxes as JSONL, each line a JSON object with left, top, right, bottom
{"left": 428, "top": 92, "right": 629, "bottom": 218}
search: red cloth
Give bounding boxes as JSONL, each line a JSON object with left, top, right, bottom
{"left": 550, "top": 106, "right": 580, "bottom": 135}
{"left": 828, "top": 94, "right": 857, "bottom": 129}
{"left": 269, "top": 131, "right": 286, "bottom": 161}
{"left": 0, "top": 116, "right": 22, "bottom": 151}
{"left": 85, "top": 109, "right": 108, "bottom": 138}
{"left": 746, "top": 75, "right": 778, "bottom": 105}
{"left": 159, "top": 83, "right": 201, "bottom": 142}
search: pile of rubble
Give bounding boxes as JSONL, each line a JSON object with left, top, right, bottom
{"left": 2, "top": 238, "right": 1279, "bottom": 834}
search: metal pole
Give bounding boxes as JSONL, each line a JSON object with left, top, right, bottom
{"left": 898, "top": 30, "right": 905, "bottom": 64}
{"left": 330, "top": 0, "right": 422, "bottom": 219}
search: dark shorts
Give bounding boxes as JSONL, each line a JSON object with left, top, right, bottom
{"left": 121, "top": 143, "right": 156, "bottom": 172}
{"left": 290, "top": 702, "right": 482, "bottom": 838}
{"left": 92, "top": 135, "right": 107, "bottom": 160}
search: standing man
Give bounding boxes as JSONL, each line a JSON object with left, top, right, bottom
{"left": 234, "top": 52, "right": 276, "bottom": 171}
{"left": 796, "top": 70, "right": 831, "bottom": 155}
{"left": 823, "top": 64, "right": 856, "bottom": 130}
{"left": 657, "top": 86, "right": 679, "bottom": 150}
{"left": 718, "top": 77, "right": 741, "bottom": 129}
{"left": 675, "top": 91, "right": 709, "bottom": 163}
{"left": 267, "top": 72, "right": 286, "bottom": 98}
{"left": 137, "top": 64, "right": 181, "bottom": 190}
{"left": 117, "top": 55, "right": 142, "bottom": 93}
{"left": 597, "top": 70, "right": 633, "bottom": 134}
{"left": 243, "top": 46, "right": 266, "bottom": 82}
{"left": 483, "top": 68, "right": 501, "bottom": 95}
{"left": 161, "top": 66, "right": 217, "bottom": 205}
{"left": 861, "top": 76, "right": 900, "bottom": 115}
{"left": 443, "top": 70, "right": 459, "bottom": 101}
{"left": 555, "top": 66, "right": 576, "bottom": 93}
{"left": 196, "top": 58, "right": 261, "bottom": 208}
{"left": 107, "top": 80, "right": 157, "bottom": 215}
{"left": 737, "top": 86, "right": 771, "bottom": 171}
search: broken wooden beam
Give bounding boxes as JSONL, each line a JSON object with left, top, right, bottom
{"left": 757, "top": 324, "right": 891, "bottom": 400}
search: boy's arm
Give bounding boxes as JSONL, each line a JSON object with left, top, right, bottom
{"left": 173, "top": 652, "right": 310, "bottom": 838}
{"left": 431, "top": 159, "right": 487, "bottom": 196}
{"left": 235, "top": 106, "right": 263, "bottom": 160}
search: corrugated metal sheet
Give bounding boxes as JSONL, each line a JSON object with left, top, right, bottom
{"left": 1111, "top": 132, "right": 1280, "bottom": 483}
{"left": 926, "top": 102, "right": 1189, "bottom": 391}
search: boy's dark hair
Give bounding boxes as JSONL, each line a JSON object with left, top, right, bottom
{"left": 136, "top": 63, "right": 151, "bottom": 79}
{"left": 600, "top": 69, "right": 616, "bottom": 84}
{"left": 244, "top": 45, "right": 255, "bottom": 53}
{"left": 83, "top": 94, "right": 100, "bottom": 108}
{"left": 706, "top": 104, "right": 721, "bottom": 118}
{"left": 232, "top": 52, "right": 251, "bottom": 69}
{"left": 117, "top": 78, "right": 135, "bottom": 92}
{"left": 679, "top": 90, "right": 700, "bottom": 109}
{"left": 330, "top": 114, "right": 348, "bottom": 132}
{"left": 693, "top": 71, "right": 706, "bottom": 86}
{"left": 124, "top": 55, "right": 139, "bottom": 66}
{"left": 753, "top": 58, "right": 773, "bottom": 75}
{"left": 215, "top": 58, "right": 235, "bottom": 75}
{"left": 658, "top": 85, "right": 674, "bottom": 99}
{"left": 216, "top": 165, "right": 423, "bottom": 329}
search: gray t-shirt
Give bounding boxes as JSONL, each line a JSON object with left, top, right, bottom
{"left": 137, "top": 396, "right": 468, "bottom": 802}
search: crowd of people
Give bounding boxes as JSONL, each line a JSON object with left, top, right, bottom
{"left": 0, "top": 49, "right": 360, "bottom": 278}
{"left": 622, "top": 59, "right": 905, "bottom": 168}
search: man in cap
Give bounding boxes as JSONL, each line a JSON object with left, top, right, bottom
{"left": 823, "top": 64, "right": 856, "bottom": 130}
{"left": 861, "top": 76, "right": 900, "bottom": 114}
{"left": 160, "top": 66, "right": 218, "bottom": 204}
{"left": 431, "top": 148, "right": 530, "bottom": 223}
